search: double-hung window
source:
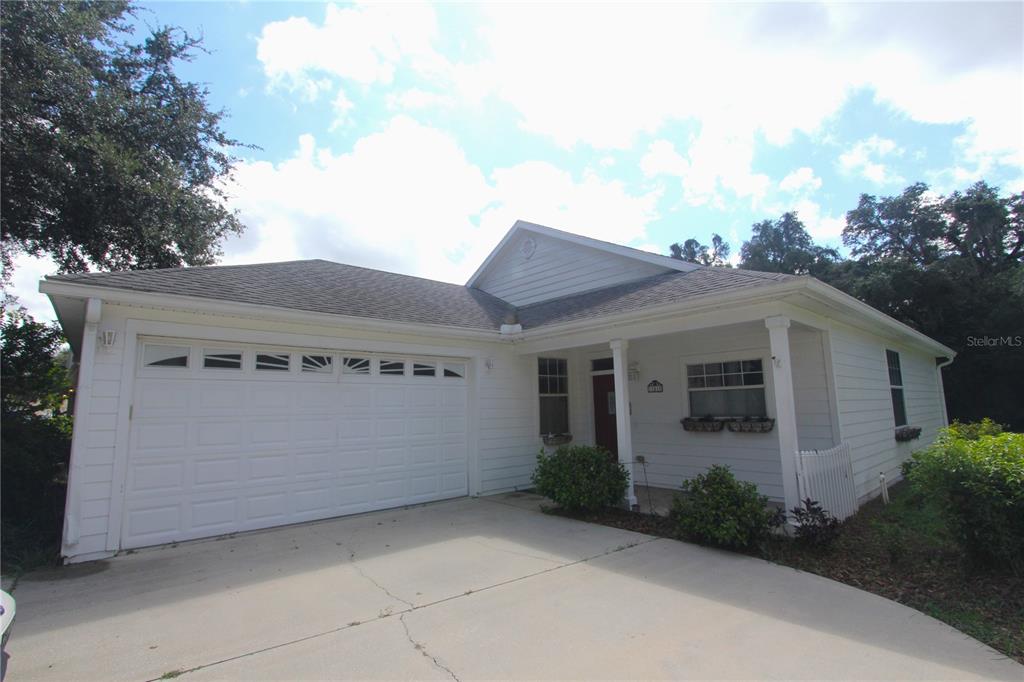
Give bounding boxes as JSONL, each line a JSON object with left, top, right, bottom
{"left": 886, "top": 349, "right": 907, "bottom": 427}
{"left": 686, "top": 359, "right": 766, "bottom": 418}
{"left": 538, "top": 358, "right": 569, "bottom": 435}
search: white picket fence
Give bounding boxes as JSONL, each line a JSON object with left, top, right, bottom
{"left": 795, "top": 442, "right": 859, "bottom": 521}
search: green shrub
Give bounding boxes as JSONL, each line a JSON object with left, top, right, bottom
{"left": 531, "top": 445, "right": 629, "bottom": 512}
{"left": 946, "top": 418, "right": 1004, "bottom": 441}
{"left": 790, "top": 498, "right": 841, "bottom": 548}
{"left": 908, "top": 423, "right": 1024, "bottom": 574}
{"left": 671, "top": 465, "right": 784, "bottom": 551}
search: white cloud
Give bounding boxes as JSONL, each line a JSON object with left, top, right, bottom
{"left": 224, "top": 118, "right": 659, "bottom": 284}
{"left": 328, "top": 88, "right": 355, "bottom": 131}
{"left": 5, "top": 253, "right": 60, "bottom": 322}
{"left": 256, "top": 3, "right": 440, "bottom": 97}
{"left": 793, "top": 199, "right": 846, "bottom": 243}
{"left": 641, "top": 128, "right": 770, "bottom": 209}
{"left": 779, "top": 167, "right": 822, "bottom": 193}
{"left": 255, "top": 3, "right": 1023, "bottom": 203}
{"left": 839, "top": 136, "right": 905, "bottom": 185}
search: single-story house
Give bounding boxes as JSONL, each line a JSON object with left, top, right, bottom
{"left": 42, "top": 220, "right": 954, "bottom": 563}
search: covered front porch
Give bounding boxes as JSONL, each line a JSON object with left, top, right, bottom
{"left": 518, "top": 308, "right": 843, "bottom": 515}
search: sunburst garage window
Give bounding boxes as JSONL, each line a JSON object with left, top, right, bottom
{"left": 302, "top": 355, "right": 333, "bottom": 373}
{"left": 342, "top": 357, "right": 370, "bottom": 375}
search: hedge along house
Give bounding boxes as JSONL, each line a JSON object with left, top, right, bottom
{"left": 42, "top": 221, "right": 954, "bottom": 563}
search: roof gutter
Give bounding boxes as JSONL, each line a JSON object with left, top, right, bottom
{"left": 39, "top": 280, "right": 505, "bottom": 343}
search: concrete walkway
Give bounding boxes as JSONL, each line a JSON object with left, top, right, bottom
{"left": 8, "top": 493, "right": 1021, "bottom": 681}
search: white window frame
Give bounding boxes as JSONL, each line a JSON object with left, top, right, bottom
{"left": 886, "top": 348, "right": 908, "bottom": 427}
{"left": 538, "top": 357, "right": 570, "bottom": 435}
{"left": 680, "top": 352, "right": 772, "bottom": 420}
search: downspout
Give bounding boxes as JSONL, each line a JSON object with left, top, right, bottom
{"left": 936, "top": 356, "right": 954, "bottom": 427}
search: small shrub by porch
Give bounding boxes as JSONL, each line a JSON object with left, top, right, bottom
{"left": 670, "top": 464, "right": 785, "bottom": 551}
{"left": 531, "top": 445, "right": 629, "bottom": 512}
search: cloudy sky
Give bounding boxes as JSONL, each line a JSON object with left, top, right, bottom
{"left": 11, "top": 1, "right": 1024, "bottom": 320}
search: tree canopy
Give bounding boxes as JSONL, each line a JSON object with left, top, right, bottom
{"left": 669, "top": 233, "right": 731, "bottom": 266}
{"left": 669, "top": 181, "right": 1024, "bottom": 429}
{"left": 739, "top": 212, "right": 839, "bottom": 276}
{"left": 0, "top": 0, "right": 247, "bottom": 278}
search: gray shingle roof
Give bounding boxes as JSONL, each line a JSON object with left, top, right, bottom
{"left": 516, "top": 267, "right": 798, "bottom": 329}
{"left": 47, "top": 260, "right": 515, "bottom": 331}
{"left": 47, "top": 259, "right": 796, "bottom": 331}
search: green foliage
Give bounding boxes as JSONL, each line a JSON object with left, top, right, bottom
{"left": 946, "top": 418, "right": 1005, "bottom": 441}
{"left": 2, "top": 299, "right": 72, "bottom": 415}
{"left": 1, "top": 0, "right": 248, "bottom": 277}
{"left": 531, "top": 445, "right": 629, "bottom": 512}
{"left": 907, "top": 424, "right": 1024, "bottom": 575}
{"left": 670, "top": 465, "right": 784, "bottom": 550}
{"left": 1, "top": 299, "right": 73, "bottom": 571}
{"left": 739, "top": 212, "right": 839, "bottom": 276}
{"left": 790, "top": 498, "right": 841, "bottom": 548}
{"left": 670, "top": 233, "right": 731, "bottom": 267}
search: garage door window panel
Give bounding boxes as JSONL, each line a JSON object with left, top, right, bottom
{"left": 443, "top": 363, "right": 466, "bottom": 378}
{"left": 302, "top": 355, "right": 334, "bottom": 374}
{"left": 204, "top": 349, "right": 243, "bottom": 370}
{"left": 380, "top": 359, "right": 406, "bottom": 376}
{"left": 143, "top": 344, "right": 190, "bottom": 368}
{"left": 342, "top": 357, "right": 370, "bottom": 375}
{"left": 256, "top": 352, "right": 291, "bottom": 371}
{"left": 413, "top": 362, "right": 436, "bottom": 377}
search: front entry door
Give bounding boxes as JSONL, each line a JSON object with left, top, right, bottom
{"left": 592, "top": 373, "right": 618, "bottom": 456}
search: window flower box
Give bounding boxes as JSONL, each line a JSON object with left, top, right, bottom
{"left": 542, "top": 433, "right": 573, "bottom": 446}
{"left": 726, "top": 418, "right": 775, "bottom": 434}
{"left": 680, "top": 418, "right": 725, "bottom": 433}
{"left": 894, "top": 425, "right": 922, "bottom": 442}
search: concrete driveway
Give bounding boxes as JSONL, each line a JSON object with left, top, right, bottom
{"left": 9, "top": 494, "right": 1022, "bottom": 681}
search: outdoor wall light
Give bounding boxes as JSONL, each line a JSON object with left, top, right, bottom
{"left": 99, "top": 329, "right": 117, "bottom": 349}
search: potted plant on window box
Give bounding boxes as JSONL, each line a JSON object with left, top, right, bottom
{"left": 680, "top": 415, "right": 726, "bottom": 432}
{"left": 542, "top": 433, "right": 573, "bottom": 446}
{"left": 894, "top": 425, "right": 921, "bottom": 442}
{"left": 726, "top": 417, "right": 775, "bottom": 433}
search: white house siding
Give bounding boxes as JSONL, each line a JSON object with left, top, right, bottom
{"left": 829, "top": 324, "right": 946, "bottom": 500}
{"left": 790, "top": 327, "right": 839, "bottom": 452}
{"left": 473, "top": 231, "right": 670, "bottom": 306}
{"left": 67, "top": 331, "right": 126, "bottom": 558}
{"left": 61, "top": 303, "right": 540, "bottom": 560}
{"left": 475, "top": 348, "right": 538, "bottom": 494}
{"left": 625, "top": 324, "right": 787, "bottom": 500}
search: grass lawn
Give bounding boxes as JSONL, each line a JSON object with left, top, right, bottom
{"left": 763, "top": 483, "right": 1023, "bottom": 664}
{"left": 550, "top": 482, "right": 1023, "bottom": 664}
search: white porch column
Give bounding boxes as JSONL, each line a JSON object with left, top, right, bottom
{"left": 610, "top": 339, "right": 638, "bottom": 508}
{"left": 765, "top": 316, "right": 801, "bottom": 517}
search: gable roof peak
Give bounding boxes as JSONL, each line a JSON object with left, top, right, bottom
{"left": 466, "top": 219, "right": 700, "bottom": 287}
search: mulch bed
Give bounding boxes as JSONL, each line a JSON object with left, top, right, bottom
{"left": 546, "top": 486, "right": 1024, "bottom": 664}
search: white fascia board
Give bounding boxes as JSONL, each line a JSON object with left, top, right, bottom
{"left": 465, "top": 219, "right": 698, "bottom": 287}
{"left": 39, "top": 280, "right": 505, "bottom": 344}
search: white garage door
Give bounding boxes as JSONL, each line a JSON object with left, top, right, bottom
{"left": 122, "top": 338, "right": 470, "bottom": 549}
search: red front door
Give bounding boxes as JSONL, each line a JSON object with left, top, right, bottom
{"left": 592, "top": 373, "right": 617, "bottom": 455}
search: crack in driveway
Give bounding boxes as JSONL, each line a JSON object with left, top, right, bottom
{"left": 342, "top": 546, "right": 416, "bottom": 609}
{"left": 144, "top": 537, "right": 660, "bottom": 681}
{"left": 400, "top": 613, "right": 460, "bottom": 681}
